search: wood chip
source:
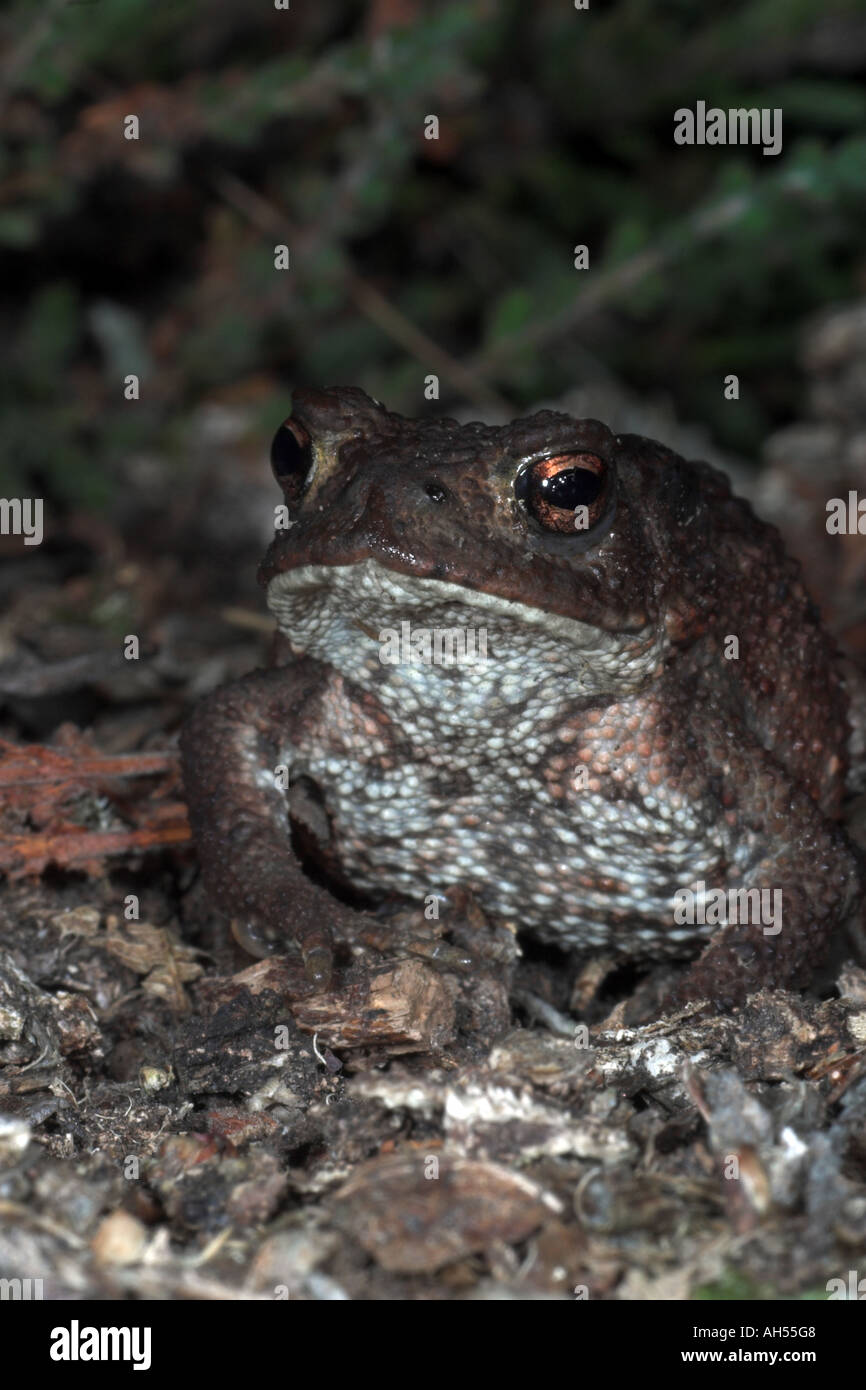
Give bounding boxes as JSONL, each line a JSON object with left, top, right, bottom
{"left": 292, "top": 959, "right": 455, "bottom": 1054}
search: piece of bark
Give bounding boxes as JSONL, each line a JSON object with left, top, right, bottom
{"left": 332, "top": 1153, "right": 553, "bottom": 1273}
{"left": 292, "top": 959, "right": 455, "bottom": 1054}
{"left": 0, "top": 733, "right": 188, "bottom": 877}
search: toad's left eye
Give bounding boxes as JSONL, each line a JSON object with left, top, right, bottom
{"left": 515, "top": 453, "right": 609, "bottom": 534}
{"left": 270, "top": 417, "right": 313, "bottom": 505}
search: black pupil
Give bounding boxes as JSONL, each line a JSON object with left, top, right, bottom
{"left": 540, "top": 467, "right": 602, "bottom": 510}
{"left": 271, "top": 423, "right": 310, "bottom": 480}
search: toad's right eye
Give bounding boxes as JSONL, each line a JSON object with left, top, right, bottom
{"left": 514, "top": 451, "right": 610, "bottom": 535}
{"left": 270, "top": 418, "right": 313, "bottom": 503}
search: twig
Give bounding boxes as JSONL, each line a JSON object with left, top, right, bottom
{"left": 467, "top": 177, "right": 819, "bottom": 375}
{"left": 0, "top": 0, "right": 68, "bottom": 121}
{"left": 0, "top": 819, "right": 191, "bottom": 874}
{"left": 213, "top": 171, "right": 512, "bottom": 418}
{"left": 468, "top": 191, "right": 754, "bottom": 373}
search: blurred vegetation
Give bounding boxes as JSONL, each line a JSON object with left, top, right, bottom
{"left": 1, "top": 0, "right": 866, "bottom": 507}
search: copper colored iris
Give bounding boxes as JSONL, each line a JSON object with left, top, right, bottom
{"left": 518, "top": 452, "right": 608, "bottom": 533}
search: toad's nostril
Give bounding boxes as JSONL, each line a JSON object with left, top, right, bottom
{"left": 424, "top": 482, "right": 447, "bottom": 503}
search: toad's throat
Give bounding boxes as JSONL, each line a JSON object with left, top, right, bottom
{"left": 266, "top": 557, "right": 669, "bottom": 704}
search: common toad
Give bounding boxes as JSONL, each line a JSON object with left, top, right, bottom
{"left": 180, "top": 387, "right": 862, "bottom": 1011}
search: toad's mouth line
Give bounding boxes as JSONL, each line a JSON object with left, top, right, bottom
{"left": 266, "top": 557, "right": 599, "bottom": 640}
{"left": 265, "top": 557, "right": 666, "bottom": 678}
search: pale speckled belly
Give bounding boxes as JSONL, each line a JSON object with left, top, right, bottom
{"left": 292, "top": 746, "right": 731, "bottom": 959}
{"left": 268, "top": 565, "right": 739, "bottom": 959}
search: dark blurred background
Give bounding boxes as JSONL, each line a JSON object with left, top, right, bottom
{"left": 2, "top": 0, "right": 866, "bottom": 733}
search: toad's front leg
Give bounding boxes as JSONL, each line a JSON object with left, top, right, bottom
{"left": 180, "top": 662, "right": 472, "bottom": 985}
{"left": 180, "top": 661, "right": 350, "bottom": 986}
